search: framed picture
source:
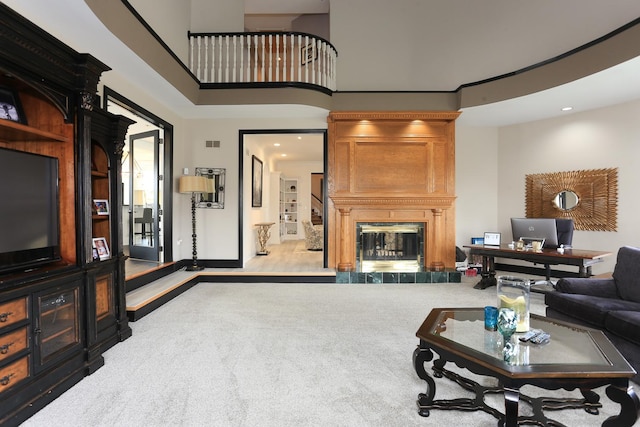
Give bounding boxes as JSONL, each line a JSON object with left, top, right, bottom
{"left": 301, "top": 43, "right": 317, "bottom": 66}
{"left": 92, "top": 237, "right": 110, "bottom": 260}
{"left": 251, "top": 155, "right": 263, "bottom": 207}
{"left": 0, "top": 86, "right": 27, "bottom": 124}
{"left": 93, "top": 199, "right": 110, "bottom": 215}
{"left": 483, "top": 232, "right": 501, "bottom": 246}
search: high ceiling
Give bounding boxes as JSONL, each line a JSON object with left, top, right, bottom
{"left": 3, "top": 0, "right": 640, "bottom": 128}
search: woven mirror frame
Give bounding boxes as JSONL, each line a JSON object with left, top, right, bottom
{"left": 525, "top": 168, "right": 618, "bottom": 231}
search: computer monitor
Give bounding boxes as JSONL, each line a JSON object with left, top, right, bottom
{"left": 510, "top": 218, "right": 559, "bottom": 249}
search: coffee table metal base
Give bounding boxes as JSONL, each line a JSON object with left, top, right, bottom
{"left": 415, "top": 353, "right": 602, "bottom": 426}
{"left": 413, "top": 346, "right": 639, "bottom": 426}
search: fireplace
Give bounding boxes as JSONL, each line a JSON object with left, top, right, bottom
{"left": 327, "top": 111, "right": 460, "bottom": 272}
{"left": 357, "top": 222, "right": 424, "bottom": 272}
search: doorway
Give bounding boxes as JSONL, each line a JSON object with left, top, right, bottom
{"left": 240, "top": 129, "right": 328, "bottom": 269}
{"left": 104, "top": 88, "right": 174, "bottom": 274}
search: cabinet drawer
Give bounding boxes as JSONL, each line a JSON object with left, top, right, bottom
{"left": 0, "top": 327, "right": 28, "bottom": 363}
{"left": 0, "top": 356, "right": 29, "bottom": 393}
{"left": 0, "top": 297, "right": 28, "bottom": 328}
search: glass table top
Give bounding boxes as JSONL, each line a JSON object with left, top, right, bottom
{"left": 416, "top": 308, "right": 634, "bottom": 376}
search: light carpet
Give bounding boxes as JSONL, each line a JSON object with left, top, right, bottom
{"left": 21, "top": 280, "right": 638, "bottom": 426}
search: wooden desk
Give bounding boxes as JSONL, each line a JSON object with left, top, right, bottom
{"left": 464, "top": 244, "right": 612, "bottom": 289}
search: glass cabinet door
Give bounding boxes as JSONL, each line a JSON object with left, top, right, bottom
{"left": 34, "top": 282, "right": 81, "bottom": 367}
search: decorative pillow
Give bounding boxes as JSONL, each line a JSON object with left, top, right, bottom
{"left": 612, "top": 246, "right": 640, "bottom": 303}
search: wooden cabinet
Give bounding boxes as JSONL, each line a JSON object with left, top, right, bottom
{"left": 0, "top": 4, "right": 132, "bottom": 425}
{"left": 85, "top": 108, "right": 133, "bottom": 374}
{"left": 0, "top": 297, "right": 29, "bottom": 394}
{"left": 33, "top": 279, "right": 82, "bottom": 370}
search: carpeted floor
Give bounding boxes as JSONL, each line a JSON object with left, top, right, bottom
{"left": 21, "top": 281, "right": 638, "bottom": 426}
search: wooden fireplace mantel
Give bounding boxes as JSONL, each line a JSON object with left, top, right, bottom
{"left": 327, "top": 111, "right": 460, "bottom": 272}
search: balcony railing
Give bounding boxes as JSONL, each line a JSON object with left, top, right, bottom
{"left": 188, "top": 32, "right": 337, "bottom": 93}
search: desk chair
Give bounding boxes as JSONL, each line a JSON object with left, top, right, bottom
{"left": 134, "top": 208, "right": 154, "bottom": 245}
{"left": 533, "top": 218, "right": 574, "bottom": 290}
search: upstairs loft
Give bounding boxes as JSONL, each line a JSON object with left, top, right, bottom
{"left": 78, "top": 1, "right": 640, "bottom": 115}
{"left": 189, "top": 31, "right": 337, "bottom": 94}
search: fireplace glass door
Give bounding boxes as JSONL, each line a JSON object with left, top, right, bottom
{"left": 357, "top": 223, "right": 424, "bottom": 272}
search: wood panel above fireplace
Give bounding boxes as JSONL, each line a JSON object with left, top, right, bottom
{"left": 326, "top": 111, "right": 460, "bottom": 272}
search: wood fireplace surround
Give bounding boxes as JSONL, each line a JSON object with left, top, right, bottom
{"left": 327, "top": 111, "right": 460, "bottom": 272}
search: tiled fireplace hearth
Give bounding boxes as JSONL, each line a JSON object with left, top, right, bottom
{"left": 335, "top": 269, "right": 461, "bottom": 284}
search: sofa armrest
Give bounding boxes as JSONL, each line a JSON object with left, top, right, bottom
{"left": 555, "top": 277, "right": 619, "bottom": 298}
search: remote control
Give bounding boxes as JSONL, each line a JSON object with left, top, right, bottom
{"left": 531, "top": 332, "right": 551, "bottom": 344}
{"left": 519, "top": 329, "right": 542, "bottom": 342}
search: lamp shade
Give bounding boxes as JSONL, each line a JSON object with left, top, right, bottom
{"left": 179, "top": 175, "right": 208, "bottom": 194}
{"left": 133, "top": 189, "right": 146, "bottom": 205}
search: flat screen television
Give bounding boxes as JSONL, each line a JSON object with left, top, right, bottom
{"left": 511, "top": 217, "right": 559, "bottom": 249}
{"left": 0, "top": 147, "right": 61, "bottom": 274}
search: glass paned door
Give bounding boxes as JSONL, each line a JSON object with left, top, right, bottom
{"left": 128, "top": 130, "right": 160, "bottom": 261}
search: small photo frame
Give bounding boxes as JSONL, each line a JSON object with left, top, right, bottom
{"left": 301, "top": 43, "right": 317, "bottom": 66}
{"left": 0, "top": 85, "right": 27, "bottom": 124}
{"left": 92, "top": 237, "right": 110, "bottom": 260}
{"left": 93, "top": 199, "right": 110, "bottom": 215}
{"left": 483, "top": 232, "right": 501, "bottom": 246}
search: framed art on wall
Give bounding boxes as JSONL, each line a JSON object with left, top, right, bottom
{"left": 301, "top": 43, "right": 317, "bottom": 65}
{"left": 252, "top": 155, "right": 263, "bottom": 207}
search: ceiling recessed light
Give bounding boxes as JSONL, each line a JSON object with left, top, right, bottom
{"left": 561, "top": 106, "right": 573, "bottom": 111}
{"left": 281, "top": 154, "right": 287, "bottom": 157}
{"left": 297, "top": 136, "right": 302, "bottom": 140}
{"left": 273, "top": 143, "right": 280, "bottom": 146}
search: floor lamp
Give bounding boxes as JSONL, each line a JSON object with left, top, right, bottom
{"left": 179, "top": 175, "right": 208, "bottom": 271}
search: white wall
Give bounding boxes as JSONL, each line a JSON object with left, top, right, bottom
{"left": 494, "top": 99, "right": 640, "bottom": 273}
{"left": 128, "top": 0, "right": 191, "bottom": 63}
{"left": 182, "top": 118, "right": 327, "bottom": 265}
{"left": 455, "top": 126, "right": 500, "bottom": 247}
{"left": 190, "top": 0, "right": 244, "bottom": 33}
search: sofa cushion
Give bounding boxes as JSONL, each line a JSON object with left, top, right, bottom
{"left": 545, "top": 292, "right": 640, "bottom": 328}
{"left": 555, "top": 277, "right": 618, "bottom": 298}
{"left": 612, "top": 246, "right": 640, "bottom": 303}
{"left": 604, "top": 311, "right": 640, "bottom": 346}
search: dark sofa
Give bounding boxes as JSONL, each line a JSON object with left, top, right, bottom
{"left": 545, "top": 246, "right": 640, "bottom": 383}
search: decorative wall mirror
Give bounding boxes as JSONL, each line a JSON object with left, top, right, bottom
{"left": 553, "top": 189, "right": 579, "bottom": 211}
{"left": 195, "top": 167, "right": 225, "bottom": 209}
{"left": 525, "top": 168, "right": 618, "bottom": 231}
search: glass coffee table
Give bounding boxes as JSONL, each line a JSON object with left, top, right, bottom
{"left": 413, "top": 308, "right": 639, "bottom": 426}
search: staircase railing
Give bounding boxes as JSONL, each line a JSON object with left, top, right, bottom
{"left": 188, "top": 31, "right": 337, "bottom": 93}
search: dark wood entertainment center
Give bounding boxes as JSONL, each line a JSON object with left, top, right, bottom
{"left": 0, "top": 4, "right": 132, "bottom": 425}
